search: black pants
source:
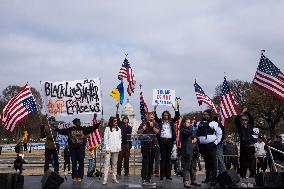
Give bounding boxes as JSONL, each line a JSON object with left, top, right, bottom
{"left": 70, "top": 148, "right": 85, "bottom": 179}
{"left": 64, "top": 157, "right": 71, "bottom": 172}
{"left": 159, "top": 138, "right": 173, "bottom": 178}
{"left": 141, "top": 147, "right": 156, "bottom": 180}
{"left": 199, "top": 143, "right": 217, "bottom": 181}
{"left": 44, "top": 148, "right": 59, "bottom": 173}
{"left": 240, "top": 146, "right": 256, "bottom": 178}
{"left": 117, "top": 143, "right": 130, "bottom": 176}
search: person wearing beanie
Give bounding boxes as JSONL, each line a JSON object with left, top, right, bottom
{"left": 56, "top": 115, "right": 101, "bottom": 183}
{"left": 40, "top": 116, "right": 60, "bottom": 174}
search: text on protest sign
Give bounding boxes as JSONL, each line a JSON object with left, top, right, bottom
{"left": 41, "top": 78, "right": 102, "bottom": 116}
{"left": 152, "top": 89, "right": 175, "bottom": 106}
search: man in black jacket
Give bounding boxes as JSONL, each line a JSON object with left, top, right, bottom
{"left": 116, "top": 103, "right": 132, "bottom": 177}
{"left": 154, "top": 104, "right": 180, "bottom": 180}
{"left": 235, "top": 108, "right": 257, "bottom": 178}
{"left": 41, "top": 116, "right": 59, "bottom": 174}
{"left": 56, "top": 117, "right": 101, "bottom": 183}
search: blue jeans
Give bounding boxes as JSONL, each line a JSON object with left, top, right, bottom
{"left": 70, "top": 148, "right": 85, "bottom": 179}
{"left": 216, "top": 143, "right": 225, "bottom": 173}
{"left": 88, "top": 159, "right": 94, "bottom": 173}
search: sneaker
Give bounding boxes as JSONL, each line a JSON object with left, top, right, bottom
{"left": 77, "top": 178, "right": 82, "bottom": 182}
{"left": 166, "top": 177, "right": 172, "bottom": 180}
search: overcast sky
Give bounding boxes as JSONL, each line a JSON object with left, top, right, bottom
{"left": 1, "top": 0, "right": 284, "bottom": 122}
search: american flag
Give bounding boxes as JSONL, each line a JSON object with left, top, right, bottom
{"left": 1, "top": 84, "right": 37, "bottom": 132}
{"left": 118, "top": 58, "right": 136, "bottom": 96}
{"left": 219, "top": 77, "right": 238, "bottom": 127}
{"left": 175, "top": 117, "right": 182, "bottom": 148}
{"left": 140, "top": 90, "right": 148, "bottom": 122}
{"left": 87, "top": 119, "right": 102, "bottom": 150}
{"left": 253, "top": 53, "right": 284, "bottom": 100}
{"left": 194, "top": 81, "right": 218, "bottom": 113}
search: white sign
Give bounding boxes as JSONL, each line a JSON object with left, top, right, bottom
{"left": 152, "top": 89, "right": 175, "bottom": 106}
{"left": 41, "top": 78, "right": 102, "bottom": 116}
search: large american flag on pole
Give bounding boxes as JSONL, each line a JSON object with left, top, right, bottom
{"left": 219, "top": 77, "right": 238, "bottom": 127}
{"left": 0, "top": 84, "right": 37, "bottom": 132}
{"left": 194, "top": 81, "right": 218, "bottom": 113}
{"left": 140, "top": 89, "right": 148, "bottom": 122}
{"left": 253, "top": 53, "right": 284, "bottom": 101}
{"left": 118, "top": 58, "right": 136, "bottom": 96}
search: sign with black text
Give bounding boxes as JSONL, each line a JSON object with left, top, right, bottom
{"left": 41, "top": 78, "right": 102, "bottom": 116}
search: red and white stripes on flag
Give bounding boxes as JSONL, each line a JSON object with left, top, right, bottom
{"left": 118, "top": 58, "right": 136, "bottom": 96}
{"left": 1, "top": 84, "right": 37, "bottom": 132}
{"left": 175, "top": 118, "right": 182, "bottom": 148}
{"left": 194, "top": 81, "right": 218, "bottom": 113}
{"left": 219, "top": 77, "right": 238, "bottom": 127}
{"left": 88, "top": 128, "right": 102, "bottom": 150}
{"left": 87, "top": 119, "right": 102, "bottom": 150}
{"left": 253, "top": 53, "right": 284, "bottom": 101}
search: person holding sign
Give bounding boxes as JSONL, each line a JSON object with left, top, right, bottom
{"left": 56, "top": 116, "right": 101, "bottom": 183}
{"left": 154, "top": 104, "right": 180, "bottom": 180}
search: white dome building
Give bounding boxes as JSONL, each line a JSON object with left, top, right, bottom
{"left": 121, "top": 99, "right": 141, "bottom": 134}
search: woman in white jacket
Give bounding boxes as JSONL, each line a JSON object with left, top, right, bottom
{"left": 102, "top": 116, "right": 122, "bottom": 185}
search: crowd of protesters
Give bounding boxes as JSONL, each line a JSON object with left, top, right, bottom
{"left": 9, "top": 103, "right": 283, "bottom": 188}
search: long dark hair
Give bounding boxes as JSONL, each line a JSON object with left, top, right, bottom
{"left": 180, "top": 116, "right": 190, "bottom": 128}
{"left": 108, "top": 116, "right": 119, "bottom": 132}
{"left": 162, "top": 110, "right": 171, "bottom": 121}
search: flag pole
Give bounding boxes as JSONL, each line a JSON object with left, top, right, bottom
{"left": 261, "top": 49, "right": 265, "bottom": 55}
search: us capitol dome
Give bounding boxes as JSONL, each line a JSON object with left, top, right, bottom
{"left": 121, "top": 99, "right": 141, "bottom": 134}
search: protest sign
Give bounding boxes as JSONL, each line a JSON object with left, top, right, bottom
{"left": 152, "top": 89, "right": 175, "bottom": 106}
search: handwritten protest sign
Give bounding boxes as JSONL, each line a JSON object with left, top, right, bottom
{"left": 41, "top": 78, "right": 102, "bottom": 116}
{"left": 152, "top": 89, "right": 175, "bottom": 106}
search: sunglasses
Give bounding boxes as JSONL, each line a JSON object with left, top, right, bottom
{"left": 241, "top": 119, "right": 248, "bottom": 121}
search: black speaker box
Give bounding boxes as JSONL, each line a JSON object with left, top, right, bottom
{"left": 255, "top": 172, "right": 284, "bottom": 187}
{"left": 216, "top": 169, "right": 240, "bottom": 188}
{"left": 0, "top": 173, "right": 24, "bottom": 189}
{"left": 41, "top": 170, "right": 64, "bottom": 189}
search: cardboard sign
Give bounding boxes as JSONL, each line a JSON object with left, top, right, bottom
{"left": 152, "top": 89, "right": 175, "bottom": 106}
{"left": 41, "top": 78, "right": 102, "bottom": 116}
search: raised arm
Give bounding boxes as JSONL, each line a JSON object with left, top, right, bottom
{"left": 153, "top": 104, "right": 162, "bottom": 125}
{"left": 172, "top": 104, "right": 180, "bottom": 123}
{"left": 116, "top": 103, "right": 121, "bottom": 125}
{"left": 83, "top": 121, "right": 101, "bottom": 135}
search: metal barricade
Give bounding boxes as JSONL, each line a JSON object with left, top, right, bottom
{"left": 266, "top": 145, "right": 284, "bottom": 172}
